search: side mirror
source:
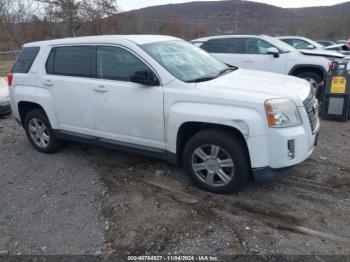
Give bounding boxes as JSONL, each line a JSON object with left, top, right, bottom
{"left": 306, "top": 44, "right": 315, "bottom": 49}
{"left": 130, "top": 70, "right": 159, "bottom": 86}
{"left": 267, "top": 47, "right": 280, "bottom": 58}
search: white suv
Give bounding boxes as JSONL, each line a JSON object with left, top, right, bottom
{"left": 192, "top": 35, "right": 344, "bottom": 93}
{"left": 9, "top": 35, "right": 319, "bottom": 194}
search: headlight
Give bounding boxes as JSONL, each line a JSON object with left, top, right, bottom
{"left": 265, "top": 99, "right": 302, "bottom": 128}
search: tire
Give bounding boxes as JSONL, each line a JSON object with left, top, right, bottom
{"left": 24, "top": 109, "right": 63, "bottom": 153}
{"left": 297, "top": 71, "right": 324, "bottom": 115}
{"left": 296, "top": 72, "right": 323, "bottom": 97}
{"left": 182, "top": 129, "right": 250, "bottom": 194}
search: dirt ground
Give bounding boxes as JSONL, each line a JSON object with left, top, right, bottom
{"left": 0, "top": 114, "right": 350, "bottom": 256}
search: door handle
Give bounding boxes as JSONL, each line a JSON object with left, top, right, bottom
{"left": 243, "top": 59, "right": 255, "bottom": 63}
{"left": 43, "top": 80, "right": 54, "bottom": 87}
{"left": 93, "top": 85, "right": 108, "bottom": 93}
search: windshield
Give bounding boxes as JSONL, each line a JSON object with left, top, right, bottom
{"left": 306, "top": 39, "right": 324, "bottom": 48}
{"left": 141, "top": 40, "right": 231, "bottom": 82}
{"left": 263, "top": 36, "right": 295, "bottom": 52}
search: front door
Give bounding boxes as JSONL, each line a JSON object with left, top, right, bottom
{"left": 90, "top": 46, "right": 165, "bottom": 150}
{"left": 240, "top": 37, "right": 286, "bottom": 74}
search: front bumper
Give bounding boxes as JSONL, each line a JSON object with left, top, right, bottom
{"left": 0, "top": 102, "right": 11, "bottom": 115}
{"left": 252, "top": 128, "right": 319, "bottom": 184}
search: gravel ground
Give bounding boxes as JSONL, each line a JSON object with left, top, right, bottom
{"left": 0, "top": 113, "right": 350, "bottom": 256}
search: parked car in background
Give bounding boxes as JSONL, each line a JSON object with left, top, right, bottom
{"left": 192, "top": 35, "right": 344, "bottom": 93}
{"left": 336, "top": 40, "right": 347, "bottom": 45}
{"left": 278, "top": 36, "right": 325, "bottom": 50}
{"left": 317, "top": 40, "right": 335, "bottom": 47}
{"left": 9, "top": 35, "right": 319, "bottom": 194}
{"left": 278, "top": 36, "right": 350, "bottom": 58}
{"left": 323, "top": 43, "right": 350, "bottom": 55}
{"left": 0, "top": 77, "right": 11, "bottom": 115}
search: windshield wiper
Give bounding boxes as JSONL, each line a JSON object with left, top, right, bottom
{"left": 186, "top": 66, "right": 238, "bottom": 83}
{"left": 216, "top": 67, "right": 237, "bottom": 77}
{"left": 186, "top": 76, "right": 217, "bottom": 83}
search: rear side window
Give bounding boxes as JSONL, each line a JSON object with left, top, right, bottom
{"left": 46, "top": 46, "right": 92, "bottom": 77}
{"left": 201, "top": 38, "right": 242, "bottom": 54}
{"left": 12, "top": 47, "right": 40, "bottom": 73}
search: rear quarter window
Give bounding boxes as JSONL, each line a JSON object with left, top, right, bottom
{"left": 12, "top": 47, "right": 40, "bottom": 73}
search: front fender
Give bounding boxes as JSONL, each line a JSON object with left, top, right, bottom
{"left": 166, "top": 102, "right": 267, "bottom": 153}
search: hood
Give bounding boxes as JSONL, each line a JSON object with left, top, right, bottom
{"left": 324, "top": 43, "right": 347, "bottom": 50}
{"left": 196, "top": 68, "right": 310, "bottom": 106}
{"left": 301, "top": 49, "right": 345, "bottom": 58}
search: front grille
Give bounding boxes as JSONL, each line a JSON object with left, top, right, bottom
{"left": 303, "top": 94, "right": 320, "bottom": 134}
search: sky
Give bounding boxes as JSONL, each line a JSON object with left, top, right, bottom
{"left": 118, "top": 0, "right": 349, "bottom": 11}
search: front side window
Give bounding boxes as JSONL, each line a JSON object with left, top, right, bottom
{"left": 141, "top": 40, "right": 231, "bottom": 82}
{"left": 201, "top": 38, "right": 242, "bottom": 54}
{"left": 96, "top": 46, "right": 150, "bottom": 81}
{"left": 46, "top": 46, "right": 92, "bottom": 77}
{"left": 245, "top": 38, "right": 274, "bottom": 54}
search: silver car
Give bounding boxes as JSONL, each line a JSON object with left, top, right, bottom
{"left": 0, "top": 78, "right": 11, "bottom": 115}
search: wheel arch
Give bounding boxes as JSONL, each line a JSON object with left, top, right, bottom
{"left": 176, "top": 122, "right": 252, "bottom": 173}
{"left": 288, "top": 64, "right": 327, "bottom": 79}
{"left": 18, "top": 101, "right": 47, "bottom": 126}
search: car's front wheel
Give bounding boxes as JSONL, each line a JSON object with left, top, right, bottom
{"left": 297, "top": 71, "right": 322, "bottom": 92}
{"left": 24, "top": 109, "right": 63, "bottom": 153}
{"left": 182, "top": 129, "right": 250, "bottom": 194}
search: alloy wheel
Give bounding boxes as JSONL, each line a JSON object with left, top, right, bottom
{"left": 28, "top": 118, "right": 50, "bottom": 149}
{"left": 191, "top": 144, "right": 235, "bottom": 187}
{"left": 304, "top": 77, "right": 318, "bottom": 91}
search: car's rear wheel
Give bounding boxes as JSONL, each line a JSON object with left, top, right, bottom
{"left": 182, "top": 129, "right": 250, "bottom": 194}
{"left": 24, "top": 109, "right": 63, "bottom": 153}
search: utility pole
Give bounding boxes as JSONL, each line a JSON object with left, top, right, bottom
{"left": 234, "top": 0, "right": 240, "bottom": 34}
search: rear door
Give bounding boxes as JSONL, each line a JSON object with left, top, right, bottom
{"left": 44, "top": 46, "right": 94, "bottom": 133}
{"left": 200, "top": 38, "right": 245, "bottom": 67}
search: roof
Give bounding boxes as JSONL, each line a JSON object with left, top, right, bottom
{"left": 192, "top": 35, "right": 272, "bottom": 42}
{"left": 277, "top": 36, "right": 307, "bottom": 39}
{"left": 24, "top": 35, "right": 180, "bottom": 47}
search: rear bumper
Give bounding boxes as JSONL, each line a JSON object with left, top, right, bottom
{"left": 0, "top": 103, "right": 11, "bottom": 115}
{"left": 252, "top": 166, "right": 291, "bottom": 184}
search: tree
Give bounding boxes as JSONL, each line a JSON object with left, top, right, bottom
{"left": 80, "top": 0, "right": 118, "bottom": 35}
{"left": 166, "top": 17, "right": 183, "bottom": 37}
{"left": 0, "top": 0, "right": 36, "bottom": 49}
{"left": 36, "top": 0, "right": 81, "bottom": 36}
{"left": 192, "top": 25, "right": 207, "bottom": 38}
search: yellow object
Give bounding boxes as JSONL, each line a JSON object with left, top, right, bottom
{"left": 330, "top": 76, "right": 347, "bottom": 94}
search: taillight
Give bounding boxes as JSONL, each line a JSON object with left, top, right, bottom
{"left": 7, "top": 72, "right": 13, "bottom": 87}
